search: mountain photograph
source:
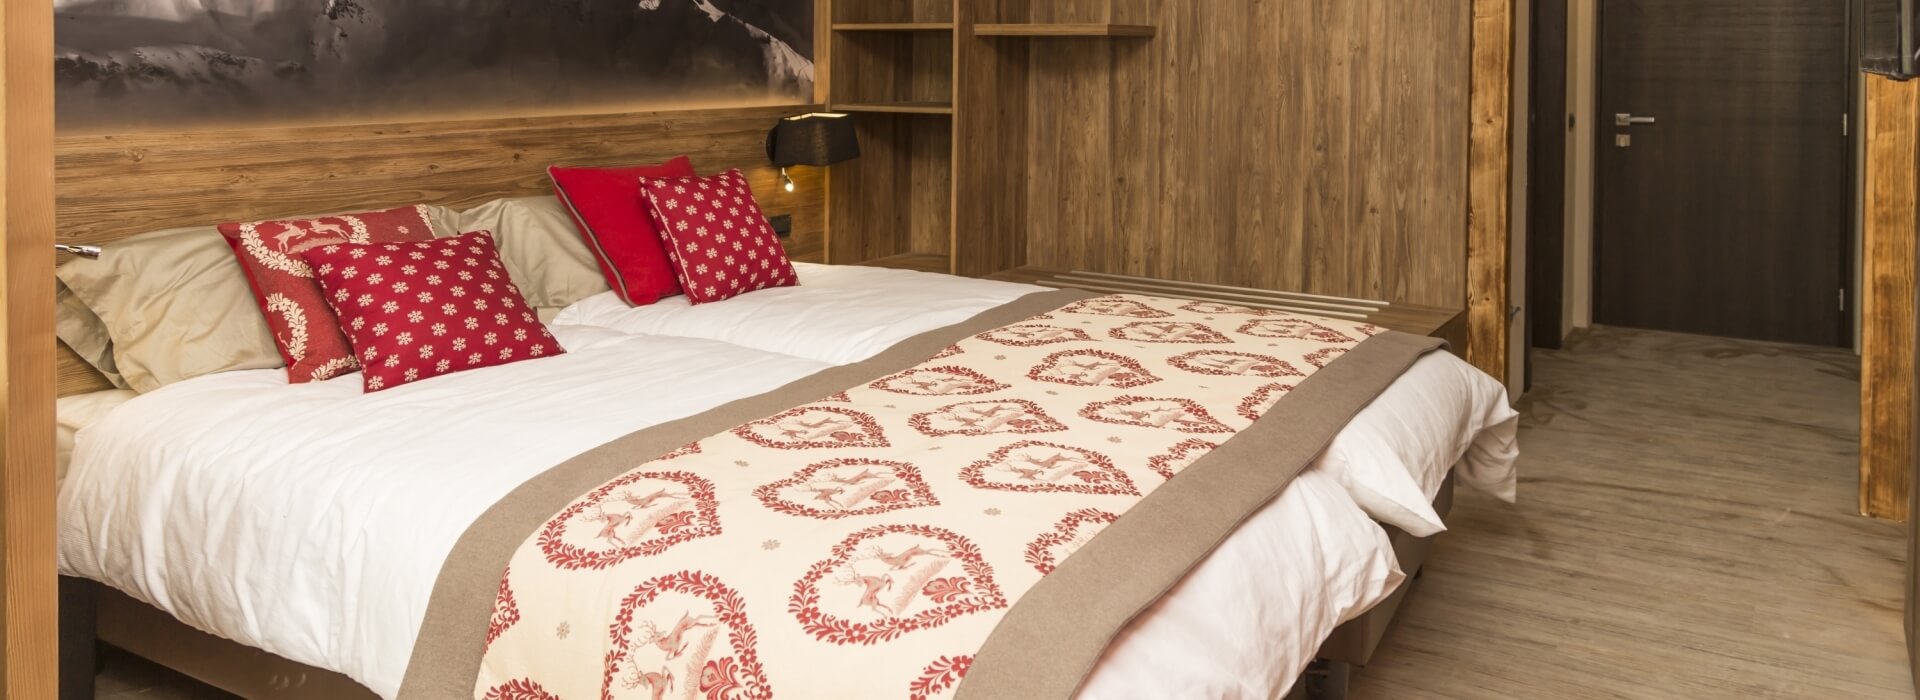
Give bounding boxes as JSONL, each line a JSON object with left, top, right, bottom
{"left": 53, "top": 0, "right": 815, "bottom": 130}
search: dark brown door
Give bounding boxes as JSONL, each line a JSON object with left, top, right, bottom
{"left": 1595, "top": 0, "right": 1852, "bottom": 346}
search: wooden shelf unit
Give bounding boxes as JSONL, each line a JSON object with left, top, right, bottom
{"left": 830, "top": 101, "right": 954, "bottom": 115}
{"left": 974, "top": 23, "right": 1156, "bottom": 37}
{"left": 832, "top": 22, "right": 954, "bottom": 32}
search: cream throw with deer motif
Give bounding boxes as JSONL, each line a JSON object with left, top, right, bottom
{"left": 397, "top": 290, "right": 1443, "bottom": 700}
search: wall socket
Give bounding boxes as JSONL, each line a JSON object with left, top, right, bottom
{"left": 767, "top": 213, "right": 793, "bottom": 238}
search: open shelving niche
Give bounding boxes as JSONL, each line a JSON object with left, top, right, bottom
{"left": 822, "top": 0, "right": 1153, "bottom": 276}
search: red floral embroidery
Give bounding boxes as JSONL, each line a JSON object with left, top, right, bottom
{"left": 483, "top": 678, "right": 561, "bottom": 700}
{"left": 1167, "top": 350, "right": 1303, "bottom": 378}
{"left": 733, "top": 406, "right": 890, "bottom": 450}
{"left": 871, "top": 366, "right": 1010, "bottom": 396}
{"left": 1081, "top": 396, "right": 1234, "bottom": 434}
{"left": 656, "top": 511, "right": 697, "bottom": 535}
{"left": 789, "top": 524, "right": 1007, "bottom": 646}
{"left": 1024, "top": 509, "right": 1121, "bottom": 574}
{"left": 700, "top": 657, "right": 746, "bottom": 699}
{"left": 1177, "top": 300, "right": 1272, "bottom": 316}
{"left": 1107, "top": 321, "right": 1231, "bottom": 344}
{"left": 539, "top": 471, "right": 722, "bottom": 570}
{"left": 1059, "top": 296, "right": 1174, "bottom": 318}
{"left": 604, "top": 571, "right": 772, "bottom": 700}
{"left": 909, "top": 399, "right": 1067, "bottom": 437}
{"left": 1238, "top": 317, "right": 1357, "bottom": 343}
{"left": 1028, "top": 349, "right": 1162, "bottom": 388}
{"left": 1148, "top": 439, "right": 1220, "bottom": 479}
{"left": 961, "top": 441, "right": 1140, "bottom": 496}
{"left": 909, "top": 656, "right": 974, "bottom": 700}
{"left": 974, "top": 324, "right": 1094, "bottom": 348}
{"left": 755, "top": 459, "right": 939, "bottom": 520}
{"left": 1237, "top": 383, "right": 1296, "bottom": 421}
{"left": 922, "top": 577, "right": 974, "bottom": 604}
{"left": 1305, "top": 346, "right": 1349, "bottom": 369}
{"left": 487, "top": 569, "right": 521, "bottom": 650}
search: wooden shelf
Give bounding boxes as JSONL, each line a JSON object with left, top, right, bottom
{"left": 974, "top": 23, "right": 1156, "bottom": 38}
{"left": 831, "top": 101, "right": 955, "bottom": 115}
{"left": 851, "top": 253, "right": 952, "bottom": 274}
{"left": 833, "top": 23, "right": 954, "bottom": 32}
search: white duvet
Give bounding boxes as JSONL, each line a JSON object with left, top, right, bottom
{"left": 60, "top": 266, "right": 1518, "bottom": 699}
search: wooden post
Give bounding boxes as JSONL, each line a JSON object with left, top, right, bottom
{"left": 0, "top": 0, "right": 59, "bottom": 694}
{"left": 1468, "top": 0, "right": 1516, "bottom": 382}
{"left": 1863, "top": 75, "right": 1920, "bottom": 521}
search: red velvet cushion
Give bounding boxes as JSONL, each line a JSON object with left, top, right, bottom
{"left": 219, "top": 205, "right": 439, "bottom": 383}
{"left": 638, "top": 168, "right": 799, "bottom": 304}
{"left": 548, "top": 156, "right": 697, "bottom": 306}
{"left": 302, "top": 231, "right": 563, "bottom": 392}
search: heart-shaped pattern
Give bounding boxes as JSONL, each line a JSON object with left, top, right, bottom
{"left": 756, "top": 459, "right": 940, "bottom": 520}
{"left": 487, "top": 569, "right": 521, "bottom": 650}
{"left": 819, "top": 391, "right": 853, "bottom": 403}
{"left": 1059, "top": 296, "right": 1173, "bottom": 319}
{"left": 1305, "top": 346, "right": 1348, "bottom": 369}
{"left": 871, "top": 366, "right": 1010, "bottom": 397}
{"left": 961, "top": 441, "right": 1139, "bottom": 496}
{"left": 1024, "top": 509, "right": 1121, "bottom": 574}
{"left": 1356, "top": 323, "right": 1386, "bottom": 337}
{"left": 1108, "top": 321, "right": 1230, "bottom": 344}
{"left": 1081, "top": 396, "right": 1234, "bottom": 434}
{"left": 929, "top": 343, "right": 966, "bottom": 360}
{"left": 604, "top": 571, "right": 770, "bottom": 700}
{"left": 1168, "top": 350, "right": 1304, "bottom": 378}
{"left": 539, "top": 471, "right": 721, "bottom": 570}
{"left": 1237, "top": 383, "right": 1295, "bottom": 421}
{"left": 910, "top": 399, "right": 1067, "bottom": 437}
{"left": 658, "top": 442, "right": 702, "bottom": 461}
{"left": 909, "top": 656, "right": 973, "bottom": 700}
{"left": 1027, "top": 349, "right": 1161, "bottom": 388}
{"left": 1148, "top": 439, "right": 1219, "bottom": 479}
{"left": 734, "top": 406, "right": 889, "bottom": 450}
{"left": 1237, "top": 318, "right": 1356, "bottom": 343}
{"left": 790, "top": 524, "right": 1007, "bottom": 645}
{"left": 480, "top": 679, "right": 560, "bottom": 700}
{"left": 1177, "top": 300, "right": 1271, "bottom": 316}
{"left": 975, "top": 324, "right": 1094, "bottom": 348}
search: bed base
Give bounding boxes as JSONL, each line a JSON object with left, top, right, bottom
{"left": 61, "top": 476, "right": 1455, "bottom": 700}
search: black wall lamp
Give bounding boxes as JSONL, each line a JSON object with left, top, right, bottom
{"left": 766, "top": 112, "right": 860, "bottom": 192}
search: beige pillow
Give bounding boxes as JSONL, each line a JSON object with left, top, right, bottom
{"left": 56, "top": 389, "right": 136, "bottom": 484}
{"left": 56, "top": 279, "right": 125, "bottom": 389}
{"left": 457, "top": 196, "right": 610, "bottom": 312}
{"left": 57, "top": 226, "right": 284, "bottom": 393}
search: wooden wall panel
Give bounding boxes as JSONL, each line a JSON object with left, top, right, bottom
{"left": 1467, "top": 0, "right": 1516, "bottom": 379}
{"left": 55, "top": 105, "right": 827, "bottom": 396}
{"left": 1862, "top": 75, "right": 1920, "bottom": 521}
{"left": 1, "top": 0, "right": 59, "bottom": 693}
{"left": 1016, "top": 0, "right": 1473, "bottom": 310}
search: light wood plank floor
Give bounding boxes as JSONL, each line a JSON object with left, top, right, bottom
{"left": 1352, "top": 326, "right": 1911, "bottom": 699}
{"left": 95, "top": 326, "right": 1910, "bottom": 699}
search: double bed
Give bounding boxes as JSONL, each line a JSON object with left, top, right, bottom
{"left": 57, "top": 261, "right": 1517, "bottom": 699}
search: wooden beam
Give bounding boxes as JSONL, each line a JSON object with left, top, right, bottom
{"left": 1466, "top": 0, "right": 1516, "bottom": 381}
{"left": 1862, "top": 75, "right": 1920, "bottom": 521}
{"left": 0, "top": 0, "right": 60, "bottom": 693}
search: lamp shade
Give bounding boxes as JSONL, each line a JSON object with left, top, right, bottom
{"left": 766, "top": 112, "right": 860, "bottom": 167}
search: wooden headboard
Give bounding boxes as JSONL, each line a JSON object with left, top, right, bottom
{"left": 55, "top": 104, "right": 827, "bottom": 396}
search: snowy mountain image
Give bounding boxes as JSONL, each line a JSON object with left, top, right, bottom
{"left": 54, "top": 0, "right": 814, "bottom": 130}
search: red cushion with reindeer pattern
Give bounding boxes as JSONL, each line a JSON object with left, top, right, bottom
{"left": 638, "top": 168, "right": 798, "bottom": 304}
{"left": 219, "top": 205, "right": 440, "bottom": 383}
{"left": 301, "top": 231, "right": 563, "bottom": 392}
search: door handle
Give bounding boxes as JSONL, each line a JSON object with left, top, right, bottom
{"left": 1614, "top": 113, "right": 1657, "bottom": 127}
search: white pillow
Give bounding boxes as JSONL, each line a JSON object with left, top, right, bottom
{"left": 1313, "top": 352, "right": 1520, "bottom": 536}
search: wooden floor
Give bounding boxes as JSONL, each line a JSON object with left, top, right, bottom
{"left": 91, "top": 327, "right": 1911, "bottom": 699}
{"left": 1352, "top": 327, "right": 1911, "bottom": 699}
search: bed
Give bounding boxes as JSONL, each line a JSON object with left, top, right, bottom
{"left": 57, "top": 260, "right": 1516, "bottom": 700}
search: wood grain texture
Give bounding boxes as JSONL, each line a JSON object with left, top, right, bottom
{"left": 1862, "top": 75, "right": 1919, "bottom": 521}
{"left": 1466, "top": 0, "right": 1515, "bottom": 381}
{"left": 1, "top": 0, "right": 59, "bottom": 694}
{"left": 54, "top": 105, "right": 827, "bottom": 396}
{"left": 1013, "top": 0, "right": 1473, "bottom": 310}
{"left": 1352, "top": 327, "right": 1912, "bottom": 699}
{"left": 974, "top": 24, "right": 1155, "bottom": 37}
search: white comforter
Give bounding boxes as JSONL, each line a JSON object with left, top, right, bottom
{"left": 61, "top": 266, "right": 1517, "bottom": 699}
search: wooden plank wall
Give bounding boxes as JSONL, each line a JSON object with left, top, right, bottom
{"left": 1014, "top": 0, "right": 1475, "bottom": 310}
{"left": 0, "top": 0, "right": 59, "bottom": 694}
{"left": 1863, "top": 75, "right": 1920, "bottom": 521}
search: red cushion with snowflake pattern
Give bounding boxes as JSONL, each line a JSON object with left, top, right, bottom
{"left": 219, "top": 205, "right": 440, "bottom": 383}
{"left": 301, "top": 231, "right": 564, "bottom": 392}
{"left": 637, "top": 168, "right": 798, "bottom": 304}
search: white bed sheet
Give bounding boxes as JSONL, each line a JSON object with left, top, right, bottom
{"left": 556, "top": 263, "right": 1522, "bottom": 533}
{"left": 59, "top": 326, "right": 1403, "bottom": 700}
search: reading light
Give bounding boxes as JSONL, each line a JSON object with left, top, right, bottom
{"left": 55, "top": 244, "right": 101, "bottom": 259}
{"left": 767, "top": 112, "right": 860, "bottom": 192}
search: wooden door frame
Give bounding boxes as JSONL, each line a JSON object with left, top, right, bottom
{"left": 0, "top": 0, "right": 60, "bottom": 696}
{"left": 1469, "top": 0, "right": 1518, "bottom": 384}
{"left": 1588, "top": 0, "right": 1858, "bottom": 348}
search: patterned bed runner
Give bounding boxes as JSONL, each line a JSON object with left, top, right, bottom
{"left": 398, "top": 289, "right": 1441, "bottom": 700}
